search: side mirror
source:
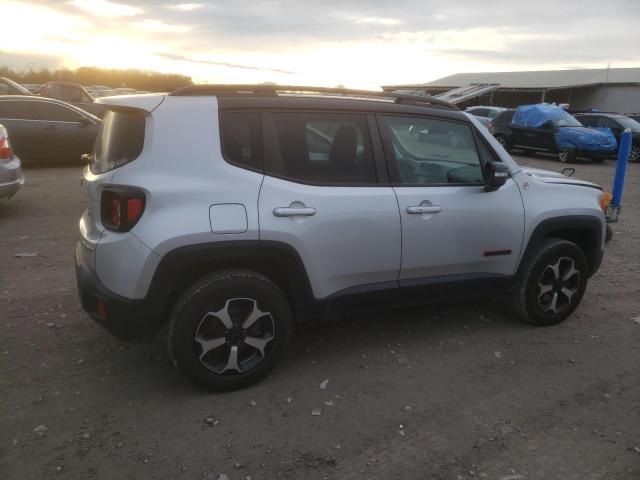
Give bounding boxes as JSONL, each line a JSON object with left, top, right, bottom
{"left": 484, "top": 162, "right": 509, "bottom": 192}
{"left": 81, "top": 153, "right": 94, "bottom": 164}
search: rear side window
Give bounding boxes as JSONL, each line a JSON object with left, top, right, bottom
{"left": 267, "top": 112, "right": 377, "bottom": 185}
{"left": 219, "top": 112, "right": 263, "bottom": 171}
{"left": 495, "top": 110, "right": 515, "bottom": 125}
{"left": 0, "top": 100, "right": 39, "bottom": 119}
{"left": 91, "top": 110, "right": 145, "bottom": 174}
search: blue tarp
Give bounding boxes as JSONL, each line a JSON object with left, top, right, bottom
{"left": 556, "top": 126, "right": 617, "bottom": 151}
{"left": 512, "top": 103, "right": 617, "bottom": 151}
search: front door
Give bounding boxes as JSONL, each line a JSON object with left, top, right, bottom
{"left": 378, "top": 114, "right": 525, "bottom": 284}
{"left": 258, "top": 111, "right": 401, "bottom": 300}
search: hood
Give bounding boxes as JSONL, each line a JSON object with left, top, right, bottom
{"left": 521, "top": 167, "right": 602, "bottom": 190}
{"left": 556, "top": 126, "right": 617, "bottom": 151}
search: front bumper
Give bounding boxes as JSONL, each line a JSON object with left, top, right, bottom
{"left": 75, "top": 241, "right": 162, "bottom": 342}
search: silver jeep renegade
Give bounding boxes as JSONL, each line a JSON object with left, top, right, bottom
{"left": 76, "top": 85, "right": 607, "bottom": 391}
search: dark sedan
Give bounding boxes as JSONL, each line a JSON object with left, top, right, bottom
{"left": 0, "top": 96, "right": 99, "bottom": 164}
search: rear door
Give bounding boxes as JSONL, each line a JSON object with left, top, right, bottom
{"left": 258, "top": 111, "right": 401, "bottom": 300}
{"left": 379, "top": 114, "right": 524, "bottom": 285}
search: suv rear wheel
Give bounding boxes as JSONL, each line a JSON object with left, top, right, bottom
{"left": 168, "top": 270, "right": 293, "bottom": 391}
{"left": 511, "top": 238, "right": 588, "bottom": 326}
{"left": 495, "top": 134, "right": 509, "bottom": 150}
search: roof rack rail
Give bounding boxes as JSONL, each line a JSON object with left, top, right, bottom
{"left": 169, "top": 84, "right": 458, "bottom": 110}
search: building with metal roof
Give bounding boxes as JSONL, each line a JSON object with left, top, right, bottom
{"left": 383, "top": 67, "right": 640, "bottom": 112}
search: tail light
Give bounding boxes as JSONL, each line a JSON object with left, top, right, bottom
{"left": 101, "top": 187, "right": 146, "bottom": 232}
{"left": 0, "top": 135, "right": 13, "bottom": 161}
{"left": 487, "top": 122, "right": 493, "bottom": 133}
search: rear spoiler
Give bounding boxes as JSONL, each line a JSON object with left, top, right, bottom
{"left": 96, "top": 94, "right": 165, "bottom": 114}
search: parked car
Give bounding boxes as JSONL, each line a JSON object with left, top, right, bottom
{"left": 0, "top": 77, "right": 33, "bottom": 96}
{"left": 490, "top": 104, "right": 617, "bottom": 163}
{"left": 575, "top": 113, "right": 640, "bottom": 162}
{"left": 0, "top": 96, "right": 100, "bottom": 164}
{"left": 465, "top": 106, "right": 506, "bottom": 128}
{"left": 626, "top": 113, "right": 640, "bottom": 123}
{"left": 0, "top": 123, "right": 24, "bottom": 199}
{"left": 76, "top": 86, "right": 609, "bottom": 391}
{"left": 40, "top": 81, "right": 107, "bottom": 117}
{"left": 85, "top": 85, "right": 114, "bottom": 98}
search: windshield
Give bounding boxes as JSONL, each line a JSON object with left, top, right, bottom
{"left": 616, "top": 116, "right": 640, "bottom": 130}
{"left": 551, "top": 109, "right": 583, "bottom": 127}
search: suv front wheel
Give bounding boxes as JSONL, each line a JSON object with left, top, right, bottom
{"left": 168, "top": 270, "right": 293, "bottom": 391}
{"left": 511, "top": 238, "right": 588, "bottom": 326}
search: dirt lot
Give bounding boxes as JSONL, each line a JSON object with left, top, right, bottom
{"left": 1, "top": 154, "right": 639, "bottom": 480}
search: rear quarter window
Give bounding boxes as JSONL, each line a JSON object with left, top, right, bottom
{"left": 91, "top": 110, "right": 145, "bottom": 174}
{"left": 219, "top": 112, "right": 263, "bottom": 172}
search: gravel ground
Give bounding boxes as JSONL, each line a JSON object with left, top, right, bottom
{"left": 1, "top": 154, "right": 639, "bottom": 480}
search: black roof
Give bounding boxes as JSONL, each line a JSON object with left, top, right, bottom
{"left": 170, "top": 84, "right": 466, "bottom": 120}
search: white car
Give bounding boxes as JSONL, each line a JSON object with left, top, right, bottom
{"left": 0, "top": 124, "right": 24, "bottom": 200}
{"left": 75, "top": 85, "right": 608, "bottom": 391}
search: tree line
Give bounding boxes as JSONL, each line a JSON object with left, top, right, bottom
{"left": 0, "top": 66, "right": 193, "bottom": 92}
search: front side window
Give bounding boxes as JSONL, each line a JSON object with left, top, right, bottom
{"left": 37, "top": 102, "right": 84, "bottom": 122}
{"left": 220, "top": 112, "right": 263, "bottom": 171}
{"left": 578, "top": 116, "right": 597, "bottom": 127}
{"left": 383, "top": 116, "right": 485, "bottom": 186}
{"left": 268, "top": 112, "right": 376, "bottom": 185}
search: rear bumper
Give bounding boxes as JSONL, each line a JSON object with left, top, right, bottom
{"left": 0, "top": 157, "right": 24, "bottom": 199}
{"left": 75, "top": 241, "right": 162, "bottom": 342}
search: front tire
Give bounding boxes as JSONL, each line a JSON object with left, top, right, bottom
{"left": 168, "top": 270, "right": 293, "bottom": 391}
{"left": 629, "top": 144, "right": 640, "bottom": 163}
{"left": 511, "top": 238, "right": 588, "bottom": 326}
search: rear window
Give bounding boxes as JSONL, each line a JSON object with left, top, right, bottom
{"left": 91, "top": 110, "right": 145, "bottom": 174}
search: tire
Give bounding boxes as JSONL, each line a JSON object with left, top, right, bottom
{"left": 629, "top": 144, "right": 640, "bottom": 163}
{"left": 167, "top": 270, "right": 293, "bottom": 391}
{"left": 558, "top": 148, "right": 576, "bottom": 163}
{"left": 511, "top": 238, "right": 588, "bottom": 326}
{"left": 495, "top": 134, "right": 509, "bottom": 150}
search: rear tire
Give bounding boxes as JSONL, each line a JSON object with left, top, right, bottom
{"left": 629, "top": 145, "right": 640, "bottom": 163}
{"left": 511, "top": 238, "right": 588, "bottom": 326}
{"left": 495, "top": 134, "right": 509, "bottom": 150}
{"left": 167, "top": 270, "right": 293, "bottom": 391}
{"left": 558, "top": 148, "right": 576, "bottom": 163}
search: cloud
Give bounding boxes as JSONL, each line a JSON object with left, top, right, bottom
{"left": 132, "top": 19, "right": 191, "bottom": 33}
{"left": 351, "top": 16, "right": 403, "bottom": 26}
{"left": 68, "top": 0, "right": 142, "bottom": 17}
{"left": 163, "top": 3, "right": 203, "bottom": 11}
{"left": 154, "top": 51, "right": 295, "bottom": 74}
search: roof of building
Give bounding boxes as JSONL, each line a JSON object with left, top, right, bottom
{"left": 384, "top": 67, "right": 640, "bottom": 90}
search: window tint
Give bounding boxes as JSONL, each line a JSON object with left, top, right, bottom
{"left": 91, "top": 110, "right": 145, "bottom": 174}
{"left": 268, "top": 112, "right": 376, "bottom": 185}
{"left": 487, "top": 109, "right": 502, "bottom": 119}
{"left": 597, "top": 117, "right": 619, "bottom": 129}
{"left": 578, "top": 116, "right": 597, "bottom": 127}
{"left": 36, "top": 102, "right": 83, "bottom": 122}
{"left": 470, "top": 108, "right": 488, "bottom": 117}
{"left": 0, "top": 101, "right": 39, "bottom": 119}
{"left": 220, "top": 112, "right": 263, "bottom": 171}
{"left": 384, "top": 116, "right": 484, "bottom": 186}
{"left": 496, "top": 110, "right": 515, "bottom": 124}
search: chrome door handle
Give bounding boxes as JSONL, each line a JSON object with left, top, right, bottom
{"left": 407, "top": 205, "right": 442, "bottom": 214}
{"left": 273, "top": 207, "right": 317, "bottom": 217}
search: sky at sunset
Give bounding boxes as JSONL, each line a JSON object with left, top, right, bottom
{"left": 1, "top": 0, "right": 639, "bottom": 89}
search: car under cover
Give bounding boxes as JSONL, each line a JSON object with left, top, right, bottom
{"left": 513, "top": 104, "right": 617, "bottom": 152}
